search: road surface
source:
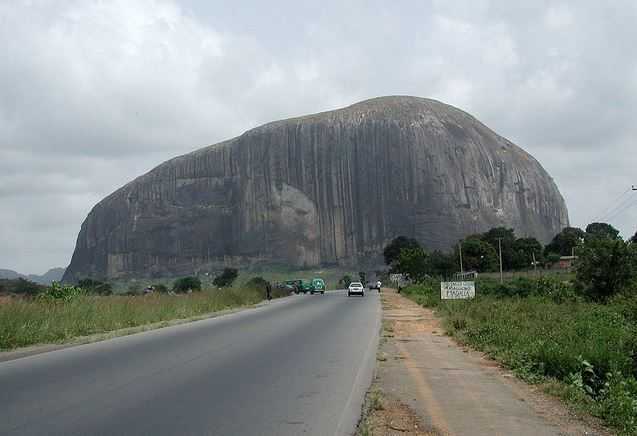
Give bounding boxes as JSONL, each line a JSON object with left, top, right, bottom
{"left": 0, "top": 290, "right": 381, "bottom": 436}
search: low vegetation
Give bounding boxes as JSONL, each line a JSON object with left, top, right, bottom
{"left": 403, "top": 278, "right": 637, "bottom": 435}
{"left": 0, "top": 285, "right": 268, "bottom": 351}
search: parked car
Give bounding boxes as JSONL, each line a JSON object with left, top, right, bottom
{"left": 348, "top": 281, "right": 365, "bottom": 297}
{"left": 311, "top": 278, "right": 326, "bottom": 294}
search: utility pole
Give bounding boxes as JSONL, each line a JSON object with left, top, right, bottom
{"left": 497, "top": 237, "right": 504, "bottom": 284}
{"left": 458, "top": 242, "right": 464, "bottom": 274}
{"left": 532, "top": 251, "right": 537, "bottom": 275}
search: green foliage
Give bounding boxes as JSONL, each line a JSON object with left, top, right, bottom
{"left": 172, "top": 276, "right": 202, "bottom": 293}
{"left": 456, "top": 237, "right": 498, "bottom": 272}
{"left": 38, "top": 282, "right": 86, "bottom": 302}
{"left": 482, "top": 227, "right": 516, "bottom": 269}
{"left": 383, "top": 236, "right": 420, "bottom": 266}
{"left": 212, "top": 268, "right": 238, "bottom": 287}
{"left": 512, "top": 237, "right": 544, "bottom": 270}
{"left": 0, "top": 278, "right": 45, "bottom": 296}
{"left": 585, "top": 222, "right": 622, "bottom": 241}
{"left": 78, "top": 279, "right": 113, "bottom": 296}
{"left": 576, "top": 239, "right": 637, "bottom": 301}
{"left": 402, "top": 280, "right": 637, "bottom": 435}
{"left": 631, "top": 231, "right": 637, "bottom": 244}
{"left": 393, "top": 247, "right": 429, "bottom": 282}
{"left": 545, "top": 226, "right": 585, "bottom": 257}
{"left": 358, "top": 271, "right": 367, "bottom": 285}
{"left": 338, "top": 275, "right": 352, "bottom": 287}
{"left": 427, "top": 250, "right": 456, "bottom": 278}
{"left": 0, "top": 288, "right": 265, "bottom": 351}
{"left": 245, "top": 276, "right": 268, "bottom": 291}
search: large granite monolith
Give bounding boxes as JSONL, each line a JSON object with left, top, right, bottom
{"left": 63, "top": 96, "right": 568, "bottom": 280}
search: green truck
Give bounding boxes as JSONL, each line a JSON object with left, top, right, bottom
{"left": 311, "top": 278, "right": 326, "bottom": 295}
{"left": 284, "top": 278, "right": 325, "bottom": 295}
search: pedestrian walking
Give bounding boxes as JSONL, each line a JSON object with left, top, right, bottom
{"left": 266, "top": 281, "right": 272, "bottom": 301}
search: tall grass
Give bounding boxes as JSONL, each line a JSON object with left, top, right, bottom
{"left": 0, "top": 288, "right": 264, "bottom": 351}
{"left": 403, "top": 280, "right": 637, "bottom": 435}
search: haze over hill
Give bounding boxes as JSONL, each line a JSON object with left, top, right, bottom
{"left": 63, "top": 96, "right": 568, "bottom": 281}
{"left": 0, "top": 267, "right": 66, "bottom": 285}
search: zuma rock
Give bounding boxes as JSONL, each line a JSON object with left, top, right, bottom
{"left": 63, "top": 96, "right": 568, "bottom": 280}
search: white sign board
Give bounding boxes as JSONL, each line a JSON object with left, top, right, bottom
{"left": 441, "top": 281, "right": 475, "bottom": 300}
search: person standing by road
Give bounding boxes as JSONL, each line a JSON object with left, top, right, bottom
{"left": 266, "top": 281, "right": 272, "bottom": 301}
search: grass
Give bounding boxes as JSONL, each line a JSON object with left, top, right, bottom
{"left": 0, "top": 287, "right": 265, "bottom": 351}
{"left": 403, "top": 278, "right": 637, "bottom": 435}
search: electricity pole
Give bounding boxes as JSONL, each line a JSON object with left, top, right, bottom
{"left": 458, "top": 242, "right": 464, "bottom": 275}
{"left": 532, "top": 251, "right": 537, "bottom": 275}
{"left": 497, "top": 237, "right": 504, "bottom": 284}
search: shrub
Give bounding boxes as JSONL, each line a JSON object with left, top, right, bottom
{"left": 338, "top": 275, "right": 352, "bottom": 287}
{"left": 576, "top": 239, "right": 637, "bottom": 301}
{"left": 38, "top": 282, "right": 85, "bottom": 302}
{"left": 78, "top": 279, "right": 113, "bottom": 296}
{"left": 213, "top": 268, "right": 238, "bottom": 287}
{"left": 173, "top": 277, "right": 202, "bottom": 293}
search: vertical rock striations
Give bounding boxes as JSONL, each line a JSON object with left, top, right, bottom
{"left": 63, "top": 96, "right": 568, "bottom": 280}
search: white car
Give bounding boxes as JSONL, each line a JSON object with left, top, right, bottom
{"left": 348, "top": 281, "right": 365, "bottom": 297}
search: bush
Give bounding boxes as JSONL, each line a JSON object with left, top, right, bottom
{"left": 172, "top": 277, "right": 202, "bottom": 293}
{"left": 38, "top": 282, "right": 86, "bottom": 302}
{"left": 0, "top": 278, "right": 45, "bottom": 296}
{"left": 213, "top": 268, "right": 238, "bottom": 288}
{"left": 338, "top": 275, "right": 352, "bottom": 287}
{"left": 78, "top": 279, "right": 113, "bottom": 296}
{"left": 576, "top": 239, "right": 637, "bottom": 301}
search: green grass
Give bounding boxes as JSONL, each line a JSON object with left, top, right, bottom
{"left": 0, "top": 287, "right": 265, "bottom": 351}
{"left": 403, "top": 279, "right": 637, "bottom": 435}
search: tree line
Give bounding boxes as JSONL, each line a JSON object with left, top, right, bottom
{"left": 385, "top": 222, "right": 637, "bottom": 301}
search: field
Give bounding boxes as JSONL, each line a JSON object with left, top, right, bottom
{"left": 403, "top": 277, "right": 637, "bottom": 435}
{"left": 0, "top": 287, "right": 265, "bottom": 351}
{"left": 0, "top": 267, "right": 361, "bottom": 352}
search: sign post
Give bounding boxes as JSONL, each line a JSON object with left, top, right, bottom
{"left": 441, "top": 281, "right": 475, "bottom": 300}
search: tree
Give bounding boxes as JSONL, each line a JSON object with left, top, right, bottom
{"left": 393, "top": 247, "right": 429, "bottom": 283}
{"left": 512, "top": 237, "right": 544, "bottom": 270}
{"left": 631, "top": 231, "right": 637, "bottom": 244}
{"left": 212, "top": 268, "right": 238, "bottom": 287}
{"left": 427, "top": 250, "right": 456, "bottom": 278}
{"left": 545, "top": 227, "right": 585, "bottom": 256}
{"left": 383, "top": 236, "right": 421, "bottom": 266}
{"left": 576, "top": 239, "right": 637, "bottom": 301}
{"left": 173, "top": 276, "right": 202, "bottom": 293}
{"left": 358, "top": 271, "right": 367, "bottom": 285}
{"left": 456, "top": 237, "right": 498, "bottom": 272}
{"left": 585, "top": 222, "right": 621, "bottom": 241}
{"left": 482, "top": 227, "right": 517, "bottom": 270}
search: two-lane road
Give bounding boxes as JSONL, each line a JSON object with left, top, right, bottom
{"left": 0, "top": 290, "right": 381, "bottom": 436}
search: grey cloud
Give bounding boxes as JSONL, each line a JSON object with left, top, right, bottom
{"left": 1, "top": 0, "right": 637, "bottom": 273}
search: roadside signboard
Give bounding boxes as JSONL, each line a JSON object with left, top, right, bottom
{"left": 441, "top": 281, "right": 475, "bottom": 300}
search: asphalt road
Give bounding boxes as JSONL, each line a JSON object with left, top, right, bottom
{"left": 0, "top": 290, "right": 381, "bottom": 436}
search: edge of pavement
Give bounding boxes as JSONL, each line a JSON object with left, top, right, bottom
{"left": 0, "top": 293, "right": 301, "bottom": 364}
{"left": 357, "top": 288, "right": 613, "bottom": 436}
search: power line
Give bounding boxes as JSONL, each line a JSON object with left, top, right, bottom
{"left": 597, "top": 186, "right": 637, "bottom": 222}
{"left": 592, "top": 188, "right": 630, "bottom": 222}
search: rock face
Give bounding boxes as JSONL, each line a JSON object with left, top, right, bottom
{"left": 63, "top": 96, "right": 568, "bottom": 280}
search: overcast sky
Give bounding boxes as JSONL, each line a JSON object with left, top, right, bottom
{"left": 2, "top": 0, "right": 637, "bottom": 274}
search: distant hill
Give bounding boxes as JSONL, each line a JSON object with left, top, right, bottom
{"left": 0, "top": 267, "right": 66, "bottom": 285}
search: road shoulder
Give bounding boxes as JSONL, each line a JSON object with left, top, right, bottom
{"left": 358, "top": 289, "right": 611, "bottom": 436}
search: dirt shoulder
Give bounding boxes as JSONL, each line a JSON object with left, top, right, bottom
{"left": 359, "top": 289, "right": 612, "bottom": 436}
